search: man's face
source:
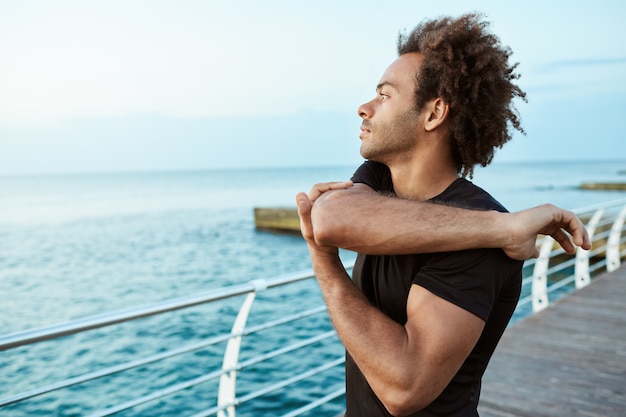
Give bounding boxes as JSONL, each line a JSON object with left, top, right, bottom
{"left": 358, "top": 52, "right": 424, "bottom": 164}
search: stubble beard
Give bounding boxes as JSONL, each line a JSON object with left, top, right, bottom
{"left": 360, "top": 107, "right": 420, "bottom": 164}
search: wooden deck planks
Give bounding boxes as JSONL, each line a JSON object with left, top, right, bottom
{"left": 478, "top": 264, "right": 626, "bottom": 417}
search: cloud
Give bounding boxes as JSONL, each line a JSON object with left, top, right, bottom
{"left": 539, "top": 56, "right": 626, "bottom": 71}
{"left": 523, "top": 56, "right": 626, "bottom": 99}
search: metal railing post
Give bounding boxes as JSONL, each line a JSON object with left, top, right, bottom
{"left": 607, "top": 205, "right": 626, "bottom": 272}
{"left": 217, "top": 279, "right": 267, "bottom": 417}
{"left": 532, "top": 237, "right": 554, "bottom": 312}
{"left": 575, "top": 208, "right": 604, "bottom": 289}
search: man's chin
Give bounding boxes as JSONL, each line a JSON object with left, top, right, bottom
{"left": 359, "top": 145, "right": 373, "bottom": 161}
{"left": 360, "top": 148, "right": 379, "bottom": 163}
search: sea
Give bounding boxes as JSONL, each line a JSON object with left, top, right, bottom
{"left": 1, "top": 160, "right": 626, "bottom": 416}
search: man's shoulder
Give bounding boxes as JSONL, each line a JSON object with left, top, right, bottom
{"left": 350, "top": 161, "right": 394, "bottom": 193}
{"left": 434, "top": 178, "right": 509, "bottom": 213}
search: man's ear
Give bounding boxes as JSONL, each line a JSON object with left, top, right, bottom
{"left": 424, "top": 98, "right": 449, "bottom": 131}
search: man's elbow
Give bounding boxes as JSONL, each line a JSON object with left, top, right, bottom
{"left": 376, "top": 374, "right": 443, "bottom": 417}
{"left": 378, "top": 387, "right": 432, "bottom": 417}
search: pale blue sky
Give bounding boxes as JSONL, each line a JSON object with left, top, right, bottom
{"left": 1, "top": 0, "right": 625, "bottom": 175}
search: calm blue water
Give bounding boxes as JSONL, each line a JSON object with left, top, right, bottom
{"left": 1, "top": 161, "right": 625, "bottom": 416}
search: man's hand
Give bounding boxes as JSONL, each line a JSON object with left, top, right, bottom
{"left": 307, "top": 181, "right": 354, "bottom": 203}
{"left": 504, "top": 204, "right": 592, "bottom": 260}
{"left": 297, "top": 180, "right": 354, "bottom": 259}
{"left": 295, "top": 191, "right": 338, "bottom": 258}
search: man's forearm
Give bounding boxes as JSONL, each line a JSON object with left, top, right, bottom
{"left": 311, "top": 187, "right": 509, "bottom": 255}
{"left": 309, "top": 252, "right": 437, "bottom": 413}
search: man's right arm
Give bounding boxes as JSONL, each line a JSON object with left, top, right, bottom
{"left": 309, "top": 183, "right": 590, "bottom": 260}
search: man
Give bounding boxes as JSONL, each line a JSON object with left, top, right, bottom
{"left": 295, "top": 14, "right": 590, "bottom": 417}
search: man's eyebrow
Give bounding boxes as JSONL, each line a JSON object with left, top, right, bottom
{"left": 376, "top": 81, "right": 397, "bottom": 92}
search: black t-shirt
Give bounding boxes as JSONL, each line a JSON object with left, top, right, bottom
{"left": 346, "top": 161, "right": 523, "bottom": 417}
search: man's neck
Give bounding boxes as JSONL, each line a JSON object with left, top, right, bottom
{"left": 388, "top": 153, "right": 459, "bottom": 201}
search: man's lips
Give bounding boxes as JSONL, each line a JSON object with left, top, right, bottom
{"left": 360, "top": 123, "right": 371, "bottom": 138}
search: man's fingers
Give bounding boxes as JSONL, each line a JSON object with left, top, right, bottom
{"left": 549, "top": 217, "right": 591, "bottom": 255}
{"left": 296, "top": 192, "right": 311, "bottom": 214}
{"left": 296, "top": 192, "right": 314, "bottom": 239}
{"left": 537, "top": 206, "right": 591, "bottom": 254}
{"left": 570, "top": 217, "right": 592, "bottom": 250}
{"left": 556, "top": 210, "right": 591, "bottom": 252}
{"left": 551, "top": 228, "right": 576, "bottom": 255}
{"left": 308, "top": 181, "right": 353, "bottom": 202}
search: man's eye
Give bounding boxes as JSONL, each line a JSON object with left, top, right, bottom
{"left": 380, "top": 93, "right": 388, "bottom": 100}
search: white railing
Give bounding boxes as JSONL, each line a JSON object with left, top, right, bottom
{"left": 1, "top": 197, "right": 625, "bottom": 417}
{"left": 0, "top": 268, "right": 351, "bottom": 417}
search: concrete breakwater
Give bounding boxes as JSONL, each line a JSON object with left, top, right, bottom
{"left": 579, "top": 182, "right": 626, "bottom": 190}
{"left": 254, "top": 207, "right": 301, "bottom": 233}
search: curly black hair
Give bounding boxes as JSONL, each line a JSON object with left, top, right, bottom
{"left": 398, "top": 13, "right": 526, "bottom": 178}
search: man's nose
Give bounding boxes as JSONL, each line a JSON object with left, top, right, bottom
{"left": 358, "top": 100, "right": 373, "bottom": 119}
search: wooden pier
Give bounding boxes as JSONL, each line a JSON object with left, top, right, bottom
{"left": 478, "top": 264, "right": 626, "bottom": 417}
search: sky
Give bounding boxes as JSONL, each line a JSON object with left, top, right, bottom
{"left": 1, "top": 0, "right": 626, "bottom": 175}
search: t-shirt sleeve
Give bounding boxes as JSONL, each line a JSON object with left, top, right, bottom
{"left": 350, "top": 160, "right": 394, "bottom": 193}
{"left": 413, "top": 249, "right": 520, "bottom": 321}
